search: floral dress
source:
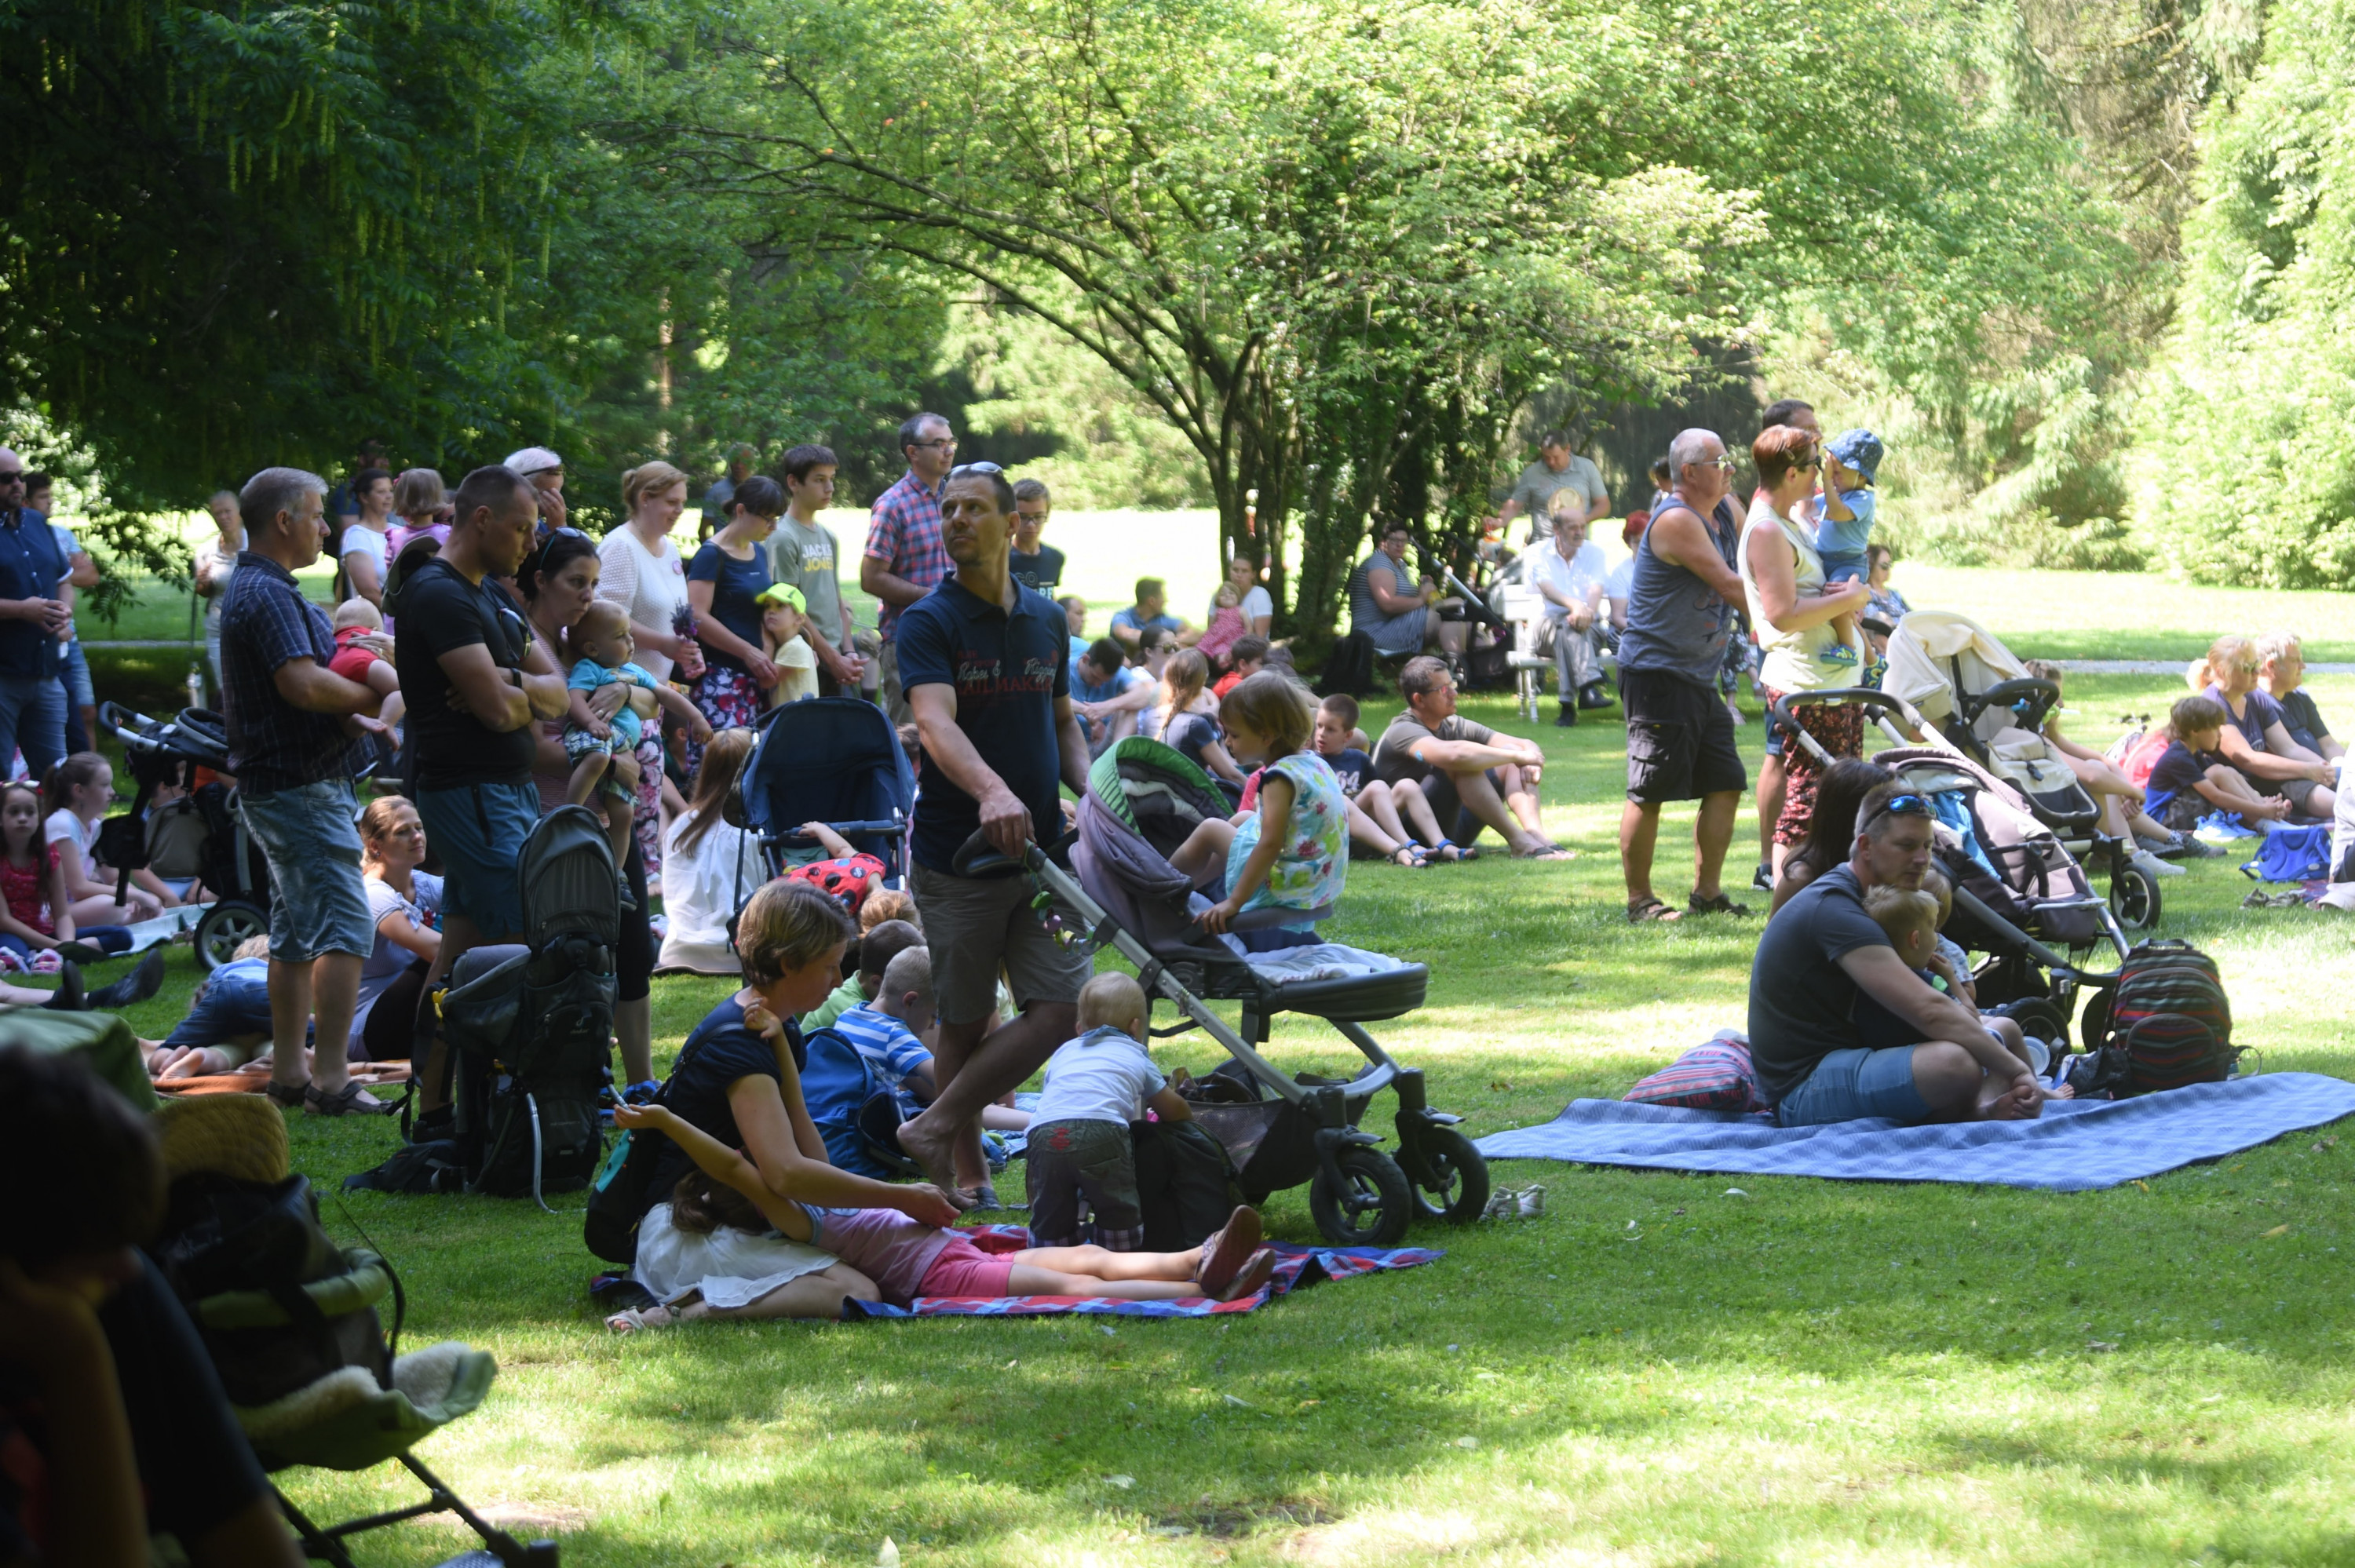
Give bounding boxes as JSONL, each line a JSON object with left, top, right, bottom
{"left": 1224, "top": 751, "right": 1348, "bottom": 929}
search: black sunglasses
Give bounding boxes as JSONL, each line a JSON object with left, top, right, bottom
{"left": 1863, "top": 792, "right": 1935, "bottom": 825}
{"left": 0, "top": 472, "right": 20, "bottom": 483}
{"left": 950, "top": 461, "right": 1005, "bottom": 476}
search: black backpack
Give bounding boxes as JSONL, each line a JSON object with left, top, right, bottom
{"left": 150, "top": 1172, "right": 400, "bottom": 1409}
{"left": 1129, "top": 1118, "right": 1238, "bottom": 1251}
{"left": 1314, "top": 630, "right": 1377, "bottom": 698}
{"left": 440, "top": 807, "right": 619, "bottom": 1202}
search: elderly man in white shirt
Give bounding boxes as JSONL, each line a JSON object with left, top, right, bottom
{"left": 1533, "top": 506, "right": 1612, "bottom": 726}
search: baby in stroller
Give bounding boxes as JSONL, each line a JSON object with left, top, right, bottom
{"left": 1163, "top": 673, "right": 1347, "bottom": 939}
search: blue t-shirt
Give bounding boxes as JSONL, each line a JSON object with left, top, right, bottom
{"left": 2203, "top": 684, "right": 2287, "bottom": 757}
{"left": 895, "top": 572, "right": 1072, "bottom": 872}
{"left": 640, "top": 997, "right": 804, "bottom": 1220}
{"left": 686, "top": 542, "right": 773, "bottom": 675}
{"left": 1110, "top": 606, "right": 1184, "bottom": 640}
{"left": 1816, "top": 488, "right": 1877, "bottom": 560}
{"left": 1316, "top": 746, "right": 1375, "bottom": 800}
{"left": 567, "top": 658, "right": 659, "bottom": 749}
{"left": 2145, "top": 740, "right": 2225, "bottom": 813}
{"left": 801, "top": 1003, "right": 934, "bottom": 1175}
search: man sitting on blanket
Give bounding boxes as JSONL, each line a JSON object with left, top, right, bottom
{"left": 1750, "top": 782, "right": 2053, "bottom": 1126}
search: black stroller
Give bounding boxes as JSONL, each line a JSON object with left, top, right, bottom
{"left": 1772, "top": 686, "right": 2132, "bottom": 1058}
{"left": 732, "top": 695, "right": 915, "bottom": 881}
{"left": 98, "top": 702, "right": 272, "bottom": 970}
{"left": 956, "top": 738, "right": 1488, "bottom": 1245}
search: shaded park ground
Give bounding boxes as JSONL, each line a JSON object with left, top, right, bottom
{"left": 80, "top": 524, "right": 2355, "bottom": 1566}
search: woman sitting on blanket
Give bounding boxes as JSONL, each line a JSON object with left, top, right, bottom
{"left": 606, "top": 1102, "right": 1276, "bottom": 1329}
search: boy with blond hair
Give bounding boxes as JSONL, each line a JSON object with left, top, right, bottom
{"left": 1023, "top": 972, "right": 1195, "bottom": 1250}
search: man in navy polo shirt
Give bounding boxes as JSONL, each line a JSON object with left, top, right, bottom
{"left": 0, "top": 448, "right": 71, "bottom": 776}
{"left": 893, "top": 461, "right": 1092, "bottom": 1205}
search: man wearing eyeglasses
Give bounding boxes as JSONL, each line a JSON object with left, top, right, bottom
{"left": 861, "top": 413, "right": 958, "bottom": 723}
{"left": 1751, "top": 782, "right": 2047, "bottom": 1126}
{"left": 1616, "top": 428, "right": 1749, "bottom": 924}
{"left": 893, "top": 461, "right": 1093, "bottom": 1205}
{"left": 0, "top": 447, "right": 72, "bottom": 779}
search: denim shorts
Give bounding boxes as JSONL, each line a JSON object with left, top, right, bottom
{"left": 414, "top": 781, "right": 540, "bottom": 940}
{"left": 239, "top": 779, "right": 374, "bottom": 963}
{"left": 160, "top": 966, "right": 289, "bottom": 1052}
{"left": 1773, "top": 1045, "right": 1933, "bottom": 1127}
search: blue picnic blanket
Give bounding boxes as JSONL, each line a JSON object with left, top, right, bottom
{"left": 842, "top": 1227, "right": 1443, "bottom": 1319}
{"left": 1474, "top": 1072, "right": 2355, "bottom": 1192}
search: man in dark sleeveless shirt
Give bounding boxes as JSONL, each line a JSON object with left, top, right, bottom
{"left": 1616, "top": 428, "right": 1749, "bottom": 923}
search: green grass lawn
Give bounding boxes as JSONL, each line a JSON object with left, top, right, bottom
{"left": 85, "top": 637, "right": 2355, "bottom": 1567}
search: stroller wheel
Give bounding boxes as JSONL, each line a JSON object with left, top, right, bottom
{"left": 2109, "top": 862, "right": 2163, "bottom": 932}
{"left": 1310, "top": 1148, "right": 1411, "bottom": 1247}
{"left": 194, "top": 900, "right": 268, "bottom": 972}
{"left": 1404, "top": 1125, "right": 1491, "bottom": 1226}
{"left": 2079, "top": 984, "right": 2117, "bottom": 1056}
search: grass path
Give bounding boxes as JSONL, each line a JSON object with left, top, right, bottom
{"left": 94, "top": 655, "right": 2355, "bottom": 1567}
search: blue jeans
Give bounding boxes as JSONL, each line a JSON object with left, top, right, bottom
{"left": 1773, "top": 1045, "right": 1934, "bottom": 1127}
{"left": 414, "top": 781, "right": 539, "bottom": 940}
{"left": 60, "top": 642, "right": 93, "bottom": 754}
{"left": 0, "top": 672, "right": 67, "bottom": 780}
{"left": 0, "top": 927, "right": 130, "bottom": 964}
{"left": 238, "top": 779, "right": 374, "bottom": 963}
{"left": 161, "top": 965, "right": 281, "bottom": 1049}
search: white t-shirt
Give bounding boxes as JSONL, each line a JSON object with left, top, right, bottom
{"left": 597, "top": 528, "right": 692, "bottom": 682}
{"left": 1032, "top": 1027, "right": 1167, "bottom": 1126}
{"left": 353, "top": 872, "right": 442, "bottom": 1044}
{"left": 1532, "top": 540, "right": 1608, "bottom": 618}
{"left": 660, "top": 811, "right": 767, "bottom": 949}
{"left": 195, "top": 538, "right": 239, "bottom": 629}
{"left": 43, "top": 809, "right": 93, "bottom": 869}
{"left": 338, "top": 523, "right": 393, "bottom": 588}
{"left": 1604, "top": 557, "right": 1636, "bottom": 605}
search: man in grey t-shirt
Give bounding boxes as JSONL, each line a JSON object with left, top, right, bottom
{"left": 765, "top": 443, "right": 866, "bottom": 695}
{"left": 1499, "top": 430, "right": 1609, "bottom": 544}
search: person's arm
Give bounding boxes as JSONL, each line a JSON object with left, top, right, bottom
{"left": 686, "top": 577, "right": 780, "bottom": 686}
{"left": 2260, "top": 720, "right": 2333, "bottom": 780}
{"left": 1203, "top": 772, "right": 1293, "bottom": 932}
{"left": 1647, "top": 505, "right": 1746, "bottom": 608}
{"left": 194, "top": 547, "right": 222, "bottom": 596}
{"left": 726, "top": 1076, "right": 962, "bottom": 1220}
{"left": 1408, "top": 730, "right": 1543, "bottom": 772}
{"left": 1198, "top": 735, "right": 1247, "bottom": 785}
{"left": 1055, "top": 693, "right": 1090, "bottom": 797}
{"left": 1746, "top": 524, "right": 1868, "bottom": 633}
{"left": 1366, "top": 560, "right": 1426, "bottom": 614}
{"left": 52, "top": 831, "right": 108, "bottom": 902}
{"left": 434, "top": 642, "right": 532, "bottom": 732}
{"left": 1837, "top": 943, "right": 2032, "bottom": 1085}
{"left": 798, "top": 821, "right": 858, "bottom": 859}
{"left": 1104, "top": 674, "right": 1156, "bottom": 717}
{"left": 859, "top": 530, "right": 930, "bottom": 610}
{"left": 376, "top": 904, "right": 440, "bottom": 962}
{"left": 46, "top": 853, "right": 75, "bottom": 943}
{"left": 1147, "top": 1081, "right": 1195, "bottom": 1123}
{"left": 1109, "top": 614, "right": 1145, "bottom": 651}
{"left": 908, "top": 681, "right": 1035, "bottom": 857}
{"left": 2209, "top": 718, "right": 2318, "bottom": 782}
{"left": 0, "top": 589, "right": 74, "bottom": 636}
{"left": 648, "top": 682, "right": 714, "bottom": 743}
{"left": 343, "top": 547, "right": 384, "bottom": 607}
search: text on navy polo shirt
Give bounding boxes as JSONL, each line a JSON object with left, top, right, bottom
{"left": 894, "top": 572, "right": 1071, "bottom": 873}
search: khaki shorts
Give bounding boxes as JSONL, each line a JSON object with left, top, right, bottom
{"left": 910, "top": 861, "right": 1093, "bottom": 1026}
{"left": 879, "top": 640, "right": 912, "bottom": 726}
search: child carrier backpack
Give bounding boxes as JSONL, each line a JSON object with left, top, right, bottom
{"left": 440, "top": 806, "right": 619, "bottom": 1204}
{"left": 2070, "top": 939, "right": 2240, "bottom": 1097}
{"left": 151, "top": 1171, "right": 400, "bottom": 1410}
{"left": 2240, "top": 822, "right": 2331, "bottom": 884}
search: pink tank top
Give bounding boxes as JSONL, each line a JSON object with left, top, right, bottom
{"left": 0, "top": 845, "right": 55, "bottom": 935}
{"left": 806, "top": 1207, "right": 955, "bottom": 1306}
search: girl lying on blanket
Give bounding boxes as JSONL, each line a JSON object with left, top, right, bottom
{"left": 606, "top": 1101, "right": 1277, "bottom": 1330}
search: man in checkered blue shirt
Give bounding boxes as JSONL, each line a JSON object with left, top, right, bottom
{"left": 859, "top": 411, "right": 955, "bottom": 723}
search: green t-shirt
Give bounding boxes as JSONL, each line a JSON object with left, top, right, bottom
{"left": 1511, "top": 455, "right": 1607, "bottom": 540}
{"left": 765, "top": 514, "right": 848, "bottom": 646}
{"left": 802, "top": 973, "right": 867, "bottom": 1033}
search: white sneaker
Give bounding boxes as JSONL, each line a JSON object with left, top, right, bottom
{"left": 1515, "top": 1183, "right": 1546, "bottom": 1219}
{"left": 2130, "top": 848, "right": 2184, "bottom": 879}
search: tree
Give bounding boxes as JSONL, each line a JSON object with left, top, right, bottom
{"left": 619, "top": 0, "right": 1759, "bottom": 633}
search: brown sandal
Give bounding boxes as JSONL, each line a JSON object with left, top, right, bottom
{"left": 1627, "top": 896, "right": 1683, "bottom": 924}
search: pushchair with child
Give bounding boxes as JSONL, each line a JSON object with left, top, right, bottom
{"left": 956, "top": 736, "right": 1488, "bottom": 1246}
{"left": 98, "top": 701, "right": 276, "bottom": 970}
{"left": 732, "top": 695, "right": 915, "bottom": 885}
{"left": 1772, "top": 684, "right": 2136, "bottom": 1059}
{"left": 1875, "top": 610, "right": 2162, "bottom": 927}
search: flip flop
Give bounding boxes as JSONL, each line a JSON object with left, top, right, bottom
{"left": 1627, "top": 896, "right": 1682, "bottom": 924}
{"left": 1512, "top": 843, "right": 1574, "bottom": 861}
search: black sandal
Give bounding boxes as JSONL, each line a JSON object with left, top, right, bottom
{"left": 1627, "top": 896, "right": 1682, "bottom": 924}
{"left": 306, "top": 1081, "right": 396, "bottom": 1117}
{"left": 1688, "top": 892, "right": 1753, "bottom": 917}
{"left": 265, "top": 1078, "right": 309, "bottom": 1110}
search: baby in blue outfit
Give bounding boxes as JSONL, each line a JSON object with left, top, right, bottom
{"left": 564, "top": 599, "right": 665, "bottom": 889}
{"left": 1816, "top": 428, "right": 1885, "bottom": 586}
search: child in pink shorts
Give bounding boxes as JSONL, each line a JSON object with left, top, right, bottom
{"left": 609, "top": 1101, "right": 1275, "bottom": 1325}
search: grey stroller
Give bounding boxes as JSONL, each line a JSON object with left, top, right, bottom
{"left": 954, "top": 738, "right": 1487, "bottom": 1245}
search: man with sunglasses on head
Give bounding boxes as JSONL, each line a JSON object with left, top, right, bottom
{"left": 1751, "top": 782, "right": 2048, "bottom": 1127}
{"left": 1616, "top": 428, "right": 1750, "bottom": 924}
{"left": 0, "top": 447, "right": 71, "bottom": 779}
{"left": 892, "top": 461, "right": 1094, "bottom": 1209}
{"left": 862, "top": 412, "right": 958, "bottom": 724}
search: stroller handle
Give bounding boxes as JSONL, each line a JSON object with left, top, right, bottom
{"left": 951, "top": 825, "right": 1075, "bottom": 881}
{"left": 1963, "top": 676, "right": 2062, "bottom": 731}
{"left": 1767, "top": 687, "right": 1937, "bottom": 768}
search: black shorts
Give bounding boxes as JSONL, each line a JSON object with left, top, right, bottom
{"left": 1412, "top": 767, "right": 1502, "bottom": 845}
{"left": 1623, "top": 668, "right": 1747, "bottom": 805}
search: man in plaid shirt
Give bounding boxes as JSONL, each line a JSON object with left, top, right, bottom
{"left": 218, "top": 466, "right": 396, "bottom": 1117}
{"left": 860, "top": 411, "right": 955, "bottom": 723}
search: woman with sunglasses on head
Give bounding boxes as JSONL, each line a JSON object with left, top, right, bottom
{"left": 1742, "top": 424, "right": 1874, "bottom": 884}
{"left": 2199, "top": 633, "right": 2337, "bottom": 822}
